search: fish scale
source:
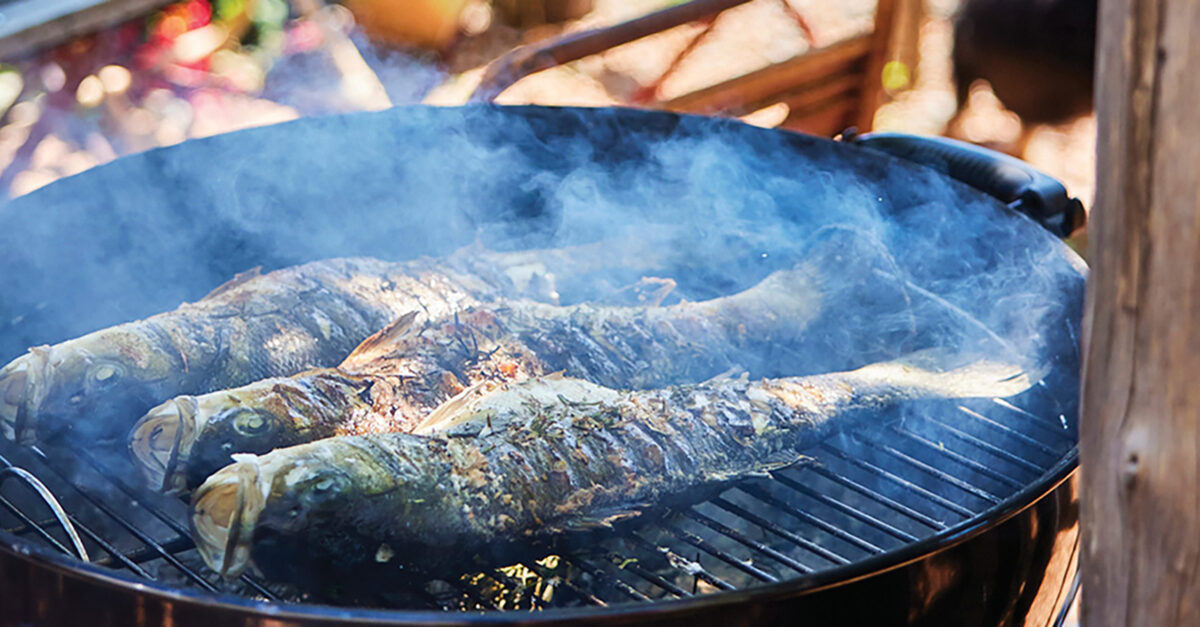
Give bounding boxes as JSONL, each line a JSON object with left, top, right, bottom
{"left": 190, "top": 357, "right": 1036, "bottom": 582}
{"left": 136, "top": 263, "right": 827, "bottom": 493}
{"left": 3, "top": 242, "right": 645, "bottom": 445}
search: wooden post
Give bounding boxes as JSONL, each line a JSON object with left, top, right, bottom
{"left": 1081, "top": 0, "right": 1200, "bottom": 624}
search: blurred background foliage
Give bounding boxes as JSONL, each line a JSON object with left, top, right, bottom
{"left": 0, "top": 0, "right": 1093, "bottom": 211}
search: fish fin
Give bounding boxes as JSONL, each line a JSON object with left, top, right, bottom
{"left": 754, "top": 451, "right": 809, "bottom": 476}
{"left": 340, "top": 311, "right": 421, "bottom": 369}
{"left": 702, "top": 366, "right": 747, "bottom": 385}
{"left": 202, "top": 267, "right": 263, "bottom": 300}
{"left": 886, "top": 347, "right": 975, "bottom": 371}
{"left": 888, "top": 349, "right": 1052, "bottom": 385}
{"left": 411, "top": 380, "right": 497, "bottom": 435}
{"left": 712, "top": 452, "right": 807, "bottom": 482}
{"left": 448, "top": 239, "right": 488, "bottom": 259}
{"left": 602, "top": 276, "right": 678, "bottom": 307}
{"left": 847, "top": 352, "right": 1044, "bottom": 401}
{"left": 544, "top": 504, "right": 648, "bottom": 534}
{"left": 797, "top": 224, "right": 898, "bottom": 285}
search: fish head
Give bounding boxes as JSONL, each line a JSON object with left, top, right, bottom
{"left": 0, "top": 348, "right": 48, "bottom": 444}
{"left": 130, "top": 380, "right": 311, "bottom": 493}
{"left": 1, "top": 328, "right": 179, "bottom": 443}
{"left": 191, "top": 454, "right": 268, "bottom": 578}
{"left": 192, "top": 445, "right": 359, "bottom": 578}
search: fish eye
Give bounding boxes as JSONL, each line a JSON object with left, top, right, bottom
{"left": 88, "top": 363, "right": 124, "bottom": 389}
{"left": 301, "top": 473, "right": 348, "bottom": 506}
{"left": 232, "top": 410, "right": 275, "bottom": 437}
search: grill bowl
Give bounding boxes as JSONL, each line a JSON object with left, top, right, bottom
{"left": 0, "top": 105, "right": 1083, "bottom": 625}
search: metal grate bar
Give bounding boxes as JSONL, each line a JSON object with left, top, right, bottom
{"left": 957, "top": 406, "right": 1059, "bottom": 457}
{"left": 663, "top": 525, "right": 778, "bottom": 583}
{"left": 487, "top": 569, "right": 548, "bottom": 610}
{"left": 566, "top": 556, "right": 653, "bottom": 601}
{"left": 236, "top": 570, "right": 276, "bottom": 599}
{"left": 710, "top": 496, "right": 854, "bottom": 564}
{"left": 805, "top": 465, "right": 947, "bottom": 530}
{"left": 736, "top": 486, "right": 885, "bottom": 554}
{"left": 24, "top": 448, "right": 218, "bottom": 592}
{"left": 71, "top": 450, "right": 193, "bottom": 531}
{"left": 4, "top": 514, "right": 58, "bottom": 535}
{"left": 920, "top": 416, "right": 1045, "bottom": 474}
{"left": 1, "top": 509, "right": 148, "bottom": 577}
{"left": 683, "top": 509, "right": 813, "bottom": 574}
{"left": 0, "top": 453, "right": 150, "bottom": 576}
{"left": 0, "top": 494, "right": 75, "bottom": 556}
{"left": 0, "top": 453, "right": 80, "bottom": 558}
{"left": 0, "top": 369, "right": 1073, "bottom": 611}
{"left": 521, "top": 559, "right": 608, "bottom": 607}
{"left": 71, "top": 449, "right": 278, "bottom": 600}
{"left": 892, "top": 427, "right": 1025, "bottom": 490}
{"left": 991, "top": 398, "right": 1075, "bottom": 441}
{"left": 24, "top": 446, "right": 276, "bottom": 594}
{"left": 54, "top": 515, "right": 150, "bottom": 577}
{"left": 605, "top": 551, "right": 689, "bottom": 598}
{"left": 769, "top": 472, "right": 919, "bottom": 542}
{"left": 113, "top": 536, "right": 194, "bottom": 565}
{"left": 818, "top": 444, "right": 975, "bottom": 518}
{"left": 868, "top": 439, "right": 1002, "bottom": 504}
{"left": 626, "top": 532, "right": 737, "bottom": 592}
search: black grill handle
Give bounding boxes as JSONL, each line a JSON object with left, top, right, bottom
{"left": 848, "top": 132, "right": 1087, "bottom": 238}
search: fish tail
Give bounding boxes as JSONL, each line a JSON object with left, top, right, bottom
{"left": 796, "top": 224, "right": 898, "bottom": 284}
{"left": 841, "top": 350, "right": 1041, "bottom": 402}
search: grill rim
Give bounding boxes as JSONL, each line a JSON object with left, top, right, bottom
{"left": 0, "top": 447, "right": 1078, "bottom": 623}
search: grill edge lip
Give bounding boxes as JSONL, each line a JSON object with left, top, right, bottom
{"left": 0, "top": 447, "right": 1078, "bottom": 623}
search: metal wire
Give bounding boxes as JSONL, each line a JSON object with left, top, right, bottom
{"left": 71, "top": 447, "right": 278, "bottom": 599}
{"left": 0, "top": 466, "right": 89, "bottom": 561}
{"left": 0, "top": 494, "right": 77, "bottom": 557}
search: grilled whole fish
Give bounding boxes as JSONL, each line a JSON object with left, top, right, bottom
{"left": 131, "top": 264, "right": 822, "bottom": 493}
{"left": 190, "top": 356, "right": 1036, "bottom": 582}
{"left": 0, "top": 242, "right": 639, "bottom": 445}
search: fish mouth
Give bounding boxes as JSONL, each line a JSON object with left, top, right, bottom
{"left": 191, "top": 458, "right": 265, "bottom": 578}
{"left": 0, "top": 365, "right": 26, "bottom": 441}
{"left": 129, "top": 397, "right": 200, "bottom": 493}
{"left": 0, "top": 350, "right": 48, "bottom": 445}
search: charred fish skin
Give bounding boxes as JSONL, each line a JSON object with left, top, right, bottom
{"left": 141, "top": 264, "right": 823, "bottom": 493}
{"left": 0, "top": 327, "right": 189, "bottom": 445}
{"left": 479, "top": 264, "right": 823, "bottom": 392}
{"left": 172, "top": 373, "right": 375, "bottom": 492}
{"left": 0, "top": 257, "right": 492, "bottom": 444}
{"left": 190, "top": 358, "right": 1036, "bottom": 582}
{"left": 3, "top": 239, "right": 632, "bottom": 446}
